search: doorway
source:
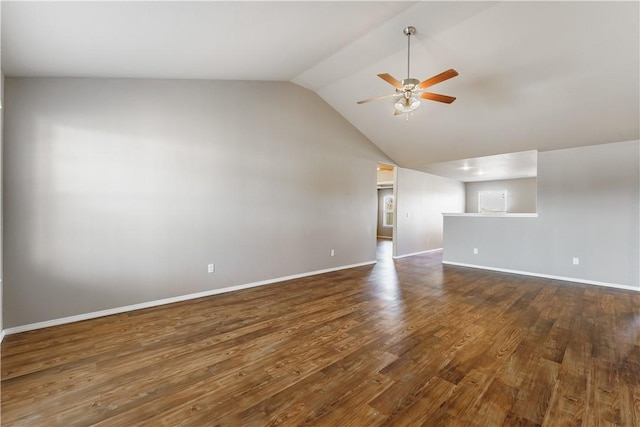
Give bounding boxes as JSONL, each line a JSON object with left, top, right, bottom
{"left": 376, "top": 162, "right": 395, "bottom": 259}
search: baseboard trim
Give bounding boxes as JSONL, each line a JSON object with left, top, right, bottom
{"left": 376, "top": 236, "right": 392, "bottom": 240}
{"left": 393, "top": 248, "right": 442, "bottom": 260}
{"left": 3, "top": 260, "right": 377, "bottom": 336}
{"left": 442, "top": 261, "right": 640, "bottom": 292}
{"left": 0, "top": 330, "right": 5, "bottom": 344}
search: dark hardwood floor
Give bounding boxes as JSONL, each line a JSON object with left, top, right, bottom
{"left": 2, "top": 240, "right": 639, "bottom": 426}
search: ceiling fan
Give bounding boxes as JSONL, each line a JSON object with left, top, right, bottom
{"left": 357, "top": 26, "right": 458, "bottom": 116}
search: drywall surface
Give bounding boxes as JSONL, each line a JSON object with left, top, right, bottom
{"left": 1, "top": 2, "right": 4, "bottom": 335}
{"left": 465, "top": 178, "right": 537, "bottom": 213}
{"left": 444, "top": 140, "right": 640, "bottom": 289}
{"left": 395, "top": 168, "right": 465, "bottom": 257}
{"left": 376, "top": 187, "right": 393, "bottom": 239}
{"left": 0, "top": 71, "right": 4, "bottom": 335}
{"left": 3, "top": 77, "right": 392, "bottom": 328}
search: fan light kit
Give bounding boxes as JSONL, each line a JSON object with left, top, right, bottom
{"left": 357, "top": 26, "right": 458, "bottom": 117}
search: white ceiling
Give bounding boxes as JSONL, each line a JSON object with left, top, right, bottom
{"left": 421, "top": 150, "right": 537, "bottom": 183}
{"left": 2, "top": 1, "right": 639, "bottom": 181}
{"left": 2, "top": 1, "right": 416, "bottom": 80}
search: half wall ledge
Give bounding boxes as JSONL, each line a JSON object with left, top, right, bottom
{"left": 442, "top": 213, "right": 538, "bottom": 217}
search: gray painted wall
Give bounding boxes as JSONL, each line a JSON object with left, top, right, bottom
{"left": 444, "top": 140, "right": 640, "bottom": 289}
{"left": 3, "top": 77, "right": 393, "bottom": 328}
{"left": 0, "top": 72, "right": 3, "bottom": 336}
{"left": 465, "top": 178, "right": 537, "bottom": 213}
{"left": 1, "top": 1, "right": 4, "bottom": 336}
{"left": 376, "top": 188, "right": 393, "bottom": 239}
{"left": 395, "top": 168, "right": 465, "bottom": 257}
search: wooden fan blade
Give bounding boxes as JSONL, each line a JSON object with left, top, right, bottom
{"left": 357, "top": 93, "right": 399, "bottom": 104}
{"left": 420, "top": 92, "right": 456, "bottom": 104}
{"left": 378, "top": 73, "right": 403, "bottom": 89}
{"left": 418, "top": 69, "right": 458, "bottom": 89}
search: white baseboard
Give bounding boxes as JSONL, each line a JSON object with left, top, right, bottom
{"left": 393, "top": 248, "right": 442, "bottom": 260}
{"left": 0, "top": 330, "right": 5, "bottom": 344}
{"left": 3, "top": 260, "right": 376, "bottom": 336}
{"left": 442, "top": 261, "right": 640, "bottom": 292}
{"left": 376, "top": 236, "right": 392, "bottom": 240}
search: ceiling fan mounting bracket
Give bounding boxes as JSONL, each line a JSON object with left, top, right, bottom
{"left": 403, "top": 26, "right": 416, "bottom": 36}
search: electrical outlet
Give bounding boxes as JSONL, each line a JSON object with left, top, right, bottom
{"left": 330, "top": 249, "right": 335, "bottom": 257}
{"left": 208, "top": 263, "right": 215, "bottom": 273}
{"left": 572, "top": 257, "right": 579, "bottom": 265}
{"left": 473, "top": 248, "right": 478, "bottom": 255}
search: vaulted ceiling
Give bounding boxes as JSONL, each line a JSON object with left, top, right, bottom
{"left": 2, "top": 1, "right": 639, "bottom": 178}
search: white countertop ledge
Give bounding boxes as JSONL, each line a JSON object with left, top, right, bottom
{"left": 442, "top": 213, "right": 539, "bottom": 218}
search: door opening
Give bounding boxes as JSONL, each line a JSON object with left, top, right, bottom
{"left": 376, "top": 162, "right": 395, "bottom": 259}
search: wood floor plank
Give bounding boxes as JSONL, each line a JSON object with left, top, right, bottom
{"left": 2, "top": 240, "right": 639, "bottom": 426}
{"left": 542, "top": 371, "right": 588, "bottom": 426}
{"left": 510, "top": 358, "right": 561, "bottom": 425}
{"left": 469, "top": 378, "right": 519, "bottom": 427}
{"left": 377, "top": 376, "right": 457, "bottom": 426}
